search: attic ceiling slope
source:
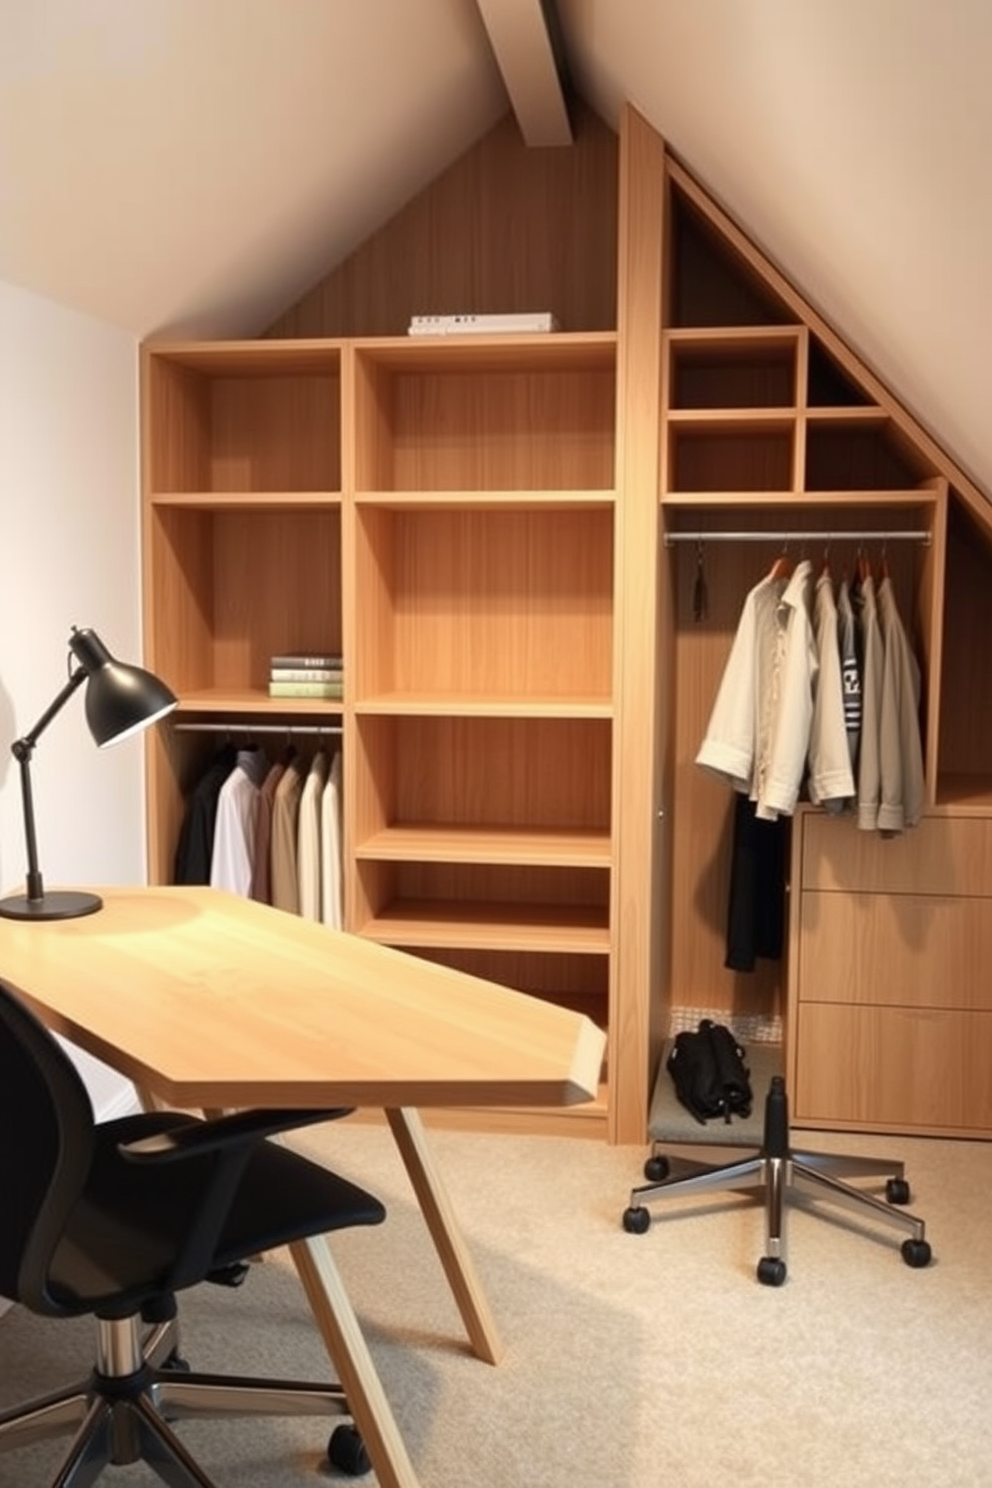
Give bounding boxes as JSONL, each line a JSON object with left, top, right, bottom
{"left": 0, "top": 0, "right": 508, "bottom": 340}
{"left": 556, "top": 0, "right": 992, "bottom": 507}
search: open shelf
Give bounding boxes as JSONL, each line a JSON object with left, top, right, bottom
{"left": 145, "top": 341, "right": 342, "bottom": 495}
{"left": 354, "top": 890, "right": 611, "bottom": 955}
{"left": 355, "top": 825, "right": 612, "bottom": 867}
{"left": 353, "top": 334, "right": 616, "bottom": 493}
{"left": 146, "top": 505, "right": 342, "bottom": 698}
{"left": 353, "top": 505, "right": 613, "bottom": 702}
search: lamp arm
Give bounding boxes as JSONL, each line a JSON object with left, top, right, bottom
{"left": 12, "top": 666, "right": 87, "bottom": 757}
{"left": 10, "top": 667, "right": 87, "bottom": 905}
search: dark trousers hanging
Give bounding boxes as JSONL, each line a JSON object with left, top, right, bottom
{"left": 724, "top": 793, "right": 788, "bottom": 972}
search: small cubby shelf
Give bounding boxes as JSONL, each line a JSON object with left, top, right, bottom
{"left": 662, "top": 324, "right": 934, "bottom": 496}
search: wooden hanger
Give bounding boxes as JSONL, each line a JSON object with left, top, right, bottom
{"left": 768, "top": 544, "right": 791, "bottom": 581}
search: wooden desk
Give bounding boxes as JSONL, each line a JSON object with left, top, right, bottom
{"left": 0, "top": 886, "right": 604, "bottom": 1488}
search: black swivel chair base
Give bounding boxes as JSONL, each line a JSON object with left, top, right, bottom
{"left": 622, "top": 1076, "right": 933, "bottom": 1285}
{"left": 0, "top": 1310, "right": 371, "bottom": 1488}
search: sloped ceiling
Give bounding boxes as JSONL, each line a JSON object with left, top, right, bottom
{"left": 1, "top": 0, "right": 990, "bottom": 500}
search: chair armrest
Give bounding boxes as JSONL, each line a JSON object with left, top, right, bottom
{"left": 119, "top": 1106, "right": 353, "bottom": 1162}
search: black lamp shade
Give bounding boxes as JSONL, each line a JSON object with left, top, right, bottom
{"left": 69, "top": 627, "right": 177, "bottom": 746}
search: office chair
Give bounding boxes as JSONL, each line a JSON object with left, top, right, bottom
{"left": 622, "top": 1041, "right": 932, "bottom": 1285}
{"left": 0, "top": 979, "right": 387, "bottom": 1485}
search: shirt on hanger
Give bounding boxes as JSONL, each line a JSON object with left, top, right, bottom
{"left": 297, "top": 750, "right": 329, "bottom": 922}
{"left": 757, "top": 560, "right": 817, "bottom": 819}
{"left": 250, "top": 757, "right": 287, "bottom": 903}
{"left": 209, "top": 747, "right": 269, "bottom": 897}
{"left": 173, "top": 745, "right": 237, "bottom": 885}
{"left": 808, "top": 569, "right": 855, "bottom": 813}
{"left": 837, "top": 577, "right": 862, "bottom": 772}
{"left": 855, "top": 573, "right": 885, "bottom": 831}
{"left": 320, "top": 750, "right": 344, "bottom": 930}
{"left": 270, "top": 756, "right": 306, "bottom": 914}
{"left": 876, "top": 574, "right": 925, "bottom": 834}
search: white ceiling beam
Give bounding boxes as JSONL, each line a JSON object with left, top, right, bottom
{"left": 475, "top": 0, "right": 572, "bottom": 146}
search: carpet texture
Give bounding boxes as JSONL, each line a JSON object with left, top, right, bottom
{"left": 1, "top": 1119, "right": 989, "bottom": 1486}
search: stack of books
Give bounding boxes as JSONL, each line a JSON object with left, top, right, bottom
{"left": 268, "top": 652, "right": 343, "bottom": 699}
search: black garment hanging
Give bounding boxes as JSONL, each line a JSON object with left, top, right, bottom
{"left": 724, "top": 792, "right": 788, "bottom": 973}
{"left": 172, "top": 744, "right": 237, "bottom": 885}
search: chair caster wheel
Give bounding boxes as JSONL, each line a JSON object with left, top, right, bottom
{"left": 329, "top": 1423, "right": 371, "bottom": 1476}
{"left": 901, "top": 1238, "right": 932, "bottom": 1268}
{"left": 644, "top": 1154, "right": 669, "bottom": 1181}
{"left": 622, "top": 1205, "right": 651, "bottom": 1234}
{"left": 161, "top": 1352, "right": 191, "bottom": 1373}
{"left": 886, "top": 1177, "right": 910, "bottom": 1204}
{"left": 757, "top": 1256, "right": 787, "bottom": 1286}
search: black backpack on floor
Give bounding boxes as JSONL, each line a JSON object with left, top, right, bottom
{"left": 667, "top": 1019, "right": 753, "bottom": 1125}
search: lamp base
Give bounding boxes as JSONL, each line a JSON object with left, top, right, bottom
{"left": 0, "top": 890, "right": 103, "bottom": 921}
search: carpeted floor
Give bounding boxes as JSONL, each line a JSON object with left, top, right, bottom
{"left": 1, "top": 1118, "right": 990, "bottom": 1486}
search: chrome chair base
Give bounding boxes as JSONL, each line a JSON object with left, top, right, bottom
{"left": 623, "top": 1076, "right": 933, "bottom": 1284}
{"left": 0, "top": 1313, "right": 358, "bottom": 1488}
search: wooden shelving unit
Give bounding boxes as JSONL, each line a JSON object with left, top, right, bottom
{"left": 140, "top": 102, "right": 992, "bottom": 1144}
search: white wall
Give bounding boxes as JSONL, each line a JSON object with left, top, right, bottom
{"left": 0, "top": 277, "right": 144, "bottom": 1119}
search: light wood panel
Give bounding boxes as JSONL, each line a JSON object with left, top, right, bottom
{"left": 609, "top": 103, "right": 667, "bottom": 1141}
{"left": 353, "top": 506, "right": 613, "bottom": 699}
{"left": 267, "top": 102, "right": 618, "bottom": 339}
{"left": 794, "top": 1004, "right": 992, "bottom": 1134}
{"left": 802, "top": 811, "right": 992, "bottom": 895}
{"left": 799, "top": 891, "right": 992, "bottom": 1010}
{"left": 352, "top": 714, "right": 611, "bottom": 837}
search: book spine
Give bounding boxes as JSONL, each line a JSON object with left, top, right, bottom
{"left": 269, "top": 668, "right": 343, "bottom": 682}
{"left": 268, "top": 680, "right": 343, "bottom": 698}
{"left": 269, "top": 654, "right": 343, "bottom": 669}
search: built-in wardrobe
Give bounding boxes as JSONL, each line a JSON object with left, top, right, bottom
{"left": 140, "top": 101, "right": 992, "bottom": 1146}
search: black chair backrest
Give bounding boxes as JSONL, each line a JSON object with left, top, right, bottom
{"left": 0, "top": 981, "right": 95, "bottom": 1308}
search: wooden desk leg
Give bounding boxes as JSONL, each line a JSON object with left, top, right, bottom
{"left": 289, "top": 1234, "right": 420, "bottom": 1488}
{"left": 384, "top": 1107, "right": 504, "bottom": 1366}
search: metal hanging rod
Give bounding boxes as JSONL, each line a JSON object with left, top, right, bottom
{"left": 171, "top": 721, "right": 342, "bottom": 736}
{"left": 664, "top": 528, "right": 931, "bottom": 546}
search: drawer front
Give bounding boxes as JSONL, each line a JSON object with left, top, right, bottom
{"left": 801, "top": 812, "right": 992, "bottom": 895}
{"left": 793, "top": 1003, "right": 992, "bottom": 1132}
{"left": 798, "top": 891, "right": 992, "bottom": 1011}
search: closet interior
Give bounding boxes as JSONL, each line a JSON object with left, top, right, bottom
{"left": 141, "top": 103, "right": 992, "bottom": 1144}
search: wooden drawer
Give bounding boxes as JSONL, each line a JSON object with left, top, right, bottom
{"left": 801, "top": 812, "right": 992, "bottom": 895}
{"left": 794, "top": 1003, "right": 992, "bottom": 1133}
{"left": 798, "top": 891, "right": 992, "bottom": 1011}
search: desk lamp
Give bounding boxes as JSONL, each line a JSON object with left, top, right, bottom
{"left": 0, "top": 626, "right": 177, "bottom": 921}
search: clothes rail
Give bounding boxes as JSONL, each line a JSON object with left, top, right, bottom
{"left": 664, "top": 529, "right": 931, "bottom": 546}
{"left": 171, "top": 721, "right": 342, "bottom": 736}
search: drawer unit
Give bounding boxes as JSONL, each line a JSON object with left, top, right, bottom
{"left": 789, "top": 810, "right": 992, "bottom": 1136}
